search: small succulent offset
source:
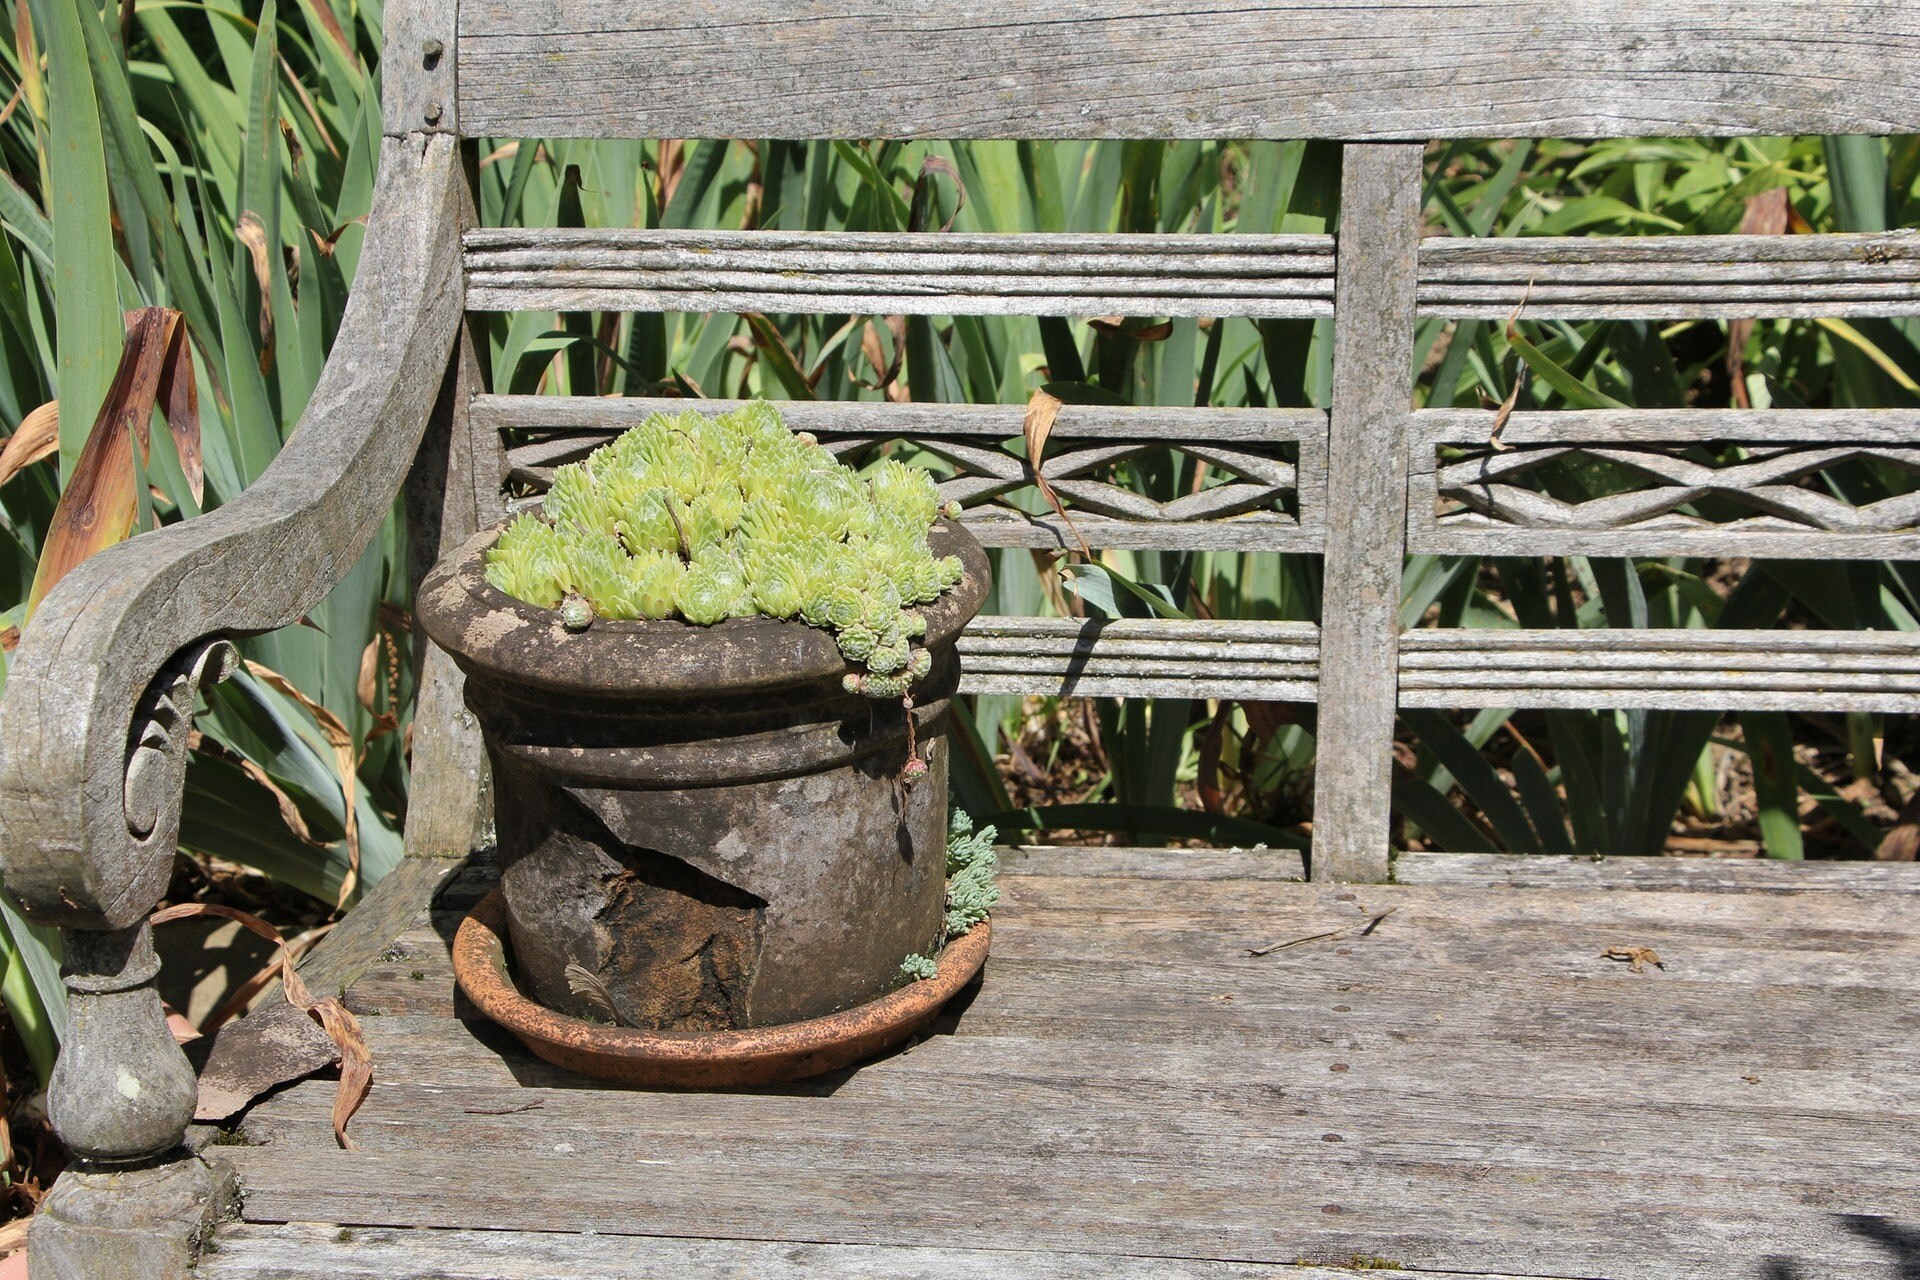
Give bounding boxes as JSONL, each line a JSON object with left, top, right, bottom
{"left": 484, "top": 402, "right": 965, "bottom": 689}
{"left": 899, "top": 809, "right": 1001, "bottom": 981}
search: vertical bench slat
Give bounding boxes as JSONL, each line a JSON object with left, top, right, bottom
{"left": 1310, "top": 143, "right": 1425, "bottom": 883}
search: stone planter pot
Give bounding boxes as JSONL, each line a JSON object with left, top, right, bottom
{"left": 416, "top": 520, "right": 991, "bottom": 1039}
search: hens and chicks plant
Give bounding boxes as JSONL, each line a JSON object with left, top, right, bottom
{"left": 484, "top": 402, "right": 965, "bottom": 698}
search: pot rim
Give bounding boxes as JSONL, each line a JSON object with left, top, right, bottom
{"left": 416, "top": 518, "right": 991, "bottom": 698}
{"left": 452, "top": 888, "right": 990, "bottom": 1087}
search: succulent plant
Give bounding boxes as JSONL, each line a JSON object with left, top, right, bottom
{"left": 484, "top": 402, "right": 964, "bottom": 694}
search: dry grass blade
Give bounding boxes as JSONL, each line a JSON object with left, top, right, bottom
{"left": 0, "top": 402, "right": 59, "bottom": 487}
{"left": 908, "top": 155, "right": 967, "bottom": 233}
{"left": 200, "top": 923, "right": 333, "bottom": 1034}
{"left": 235, "top": 211, "right": 276, "bottom": 348}
{"left": 26, "top": 308, "right": 179, "bottom": 618}
{"left": 243, "top": 660, "right": 361, "bottom": 907}
{"left": 297, "top": 0, "right": 357, "bottom": 65}
{"left": 150, "top": 903, "right": 372, "bottom": 1147}
{"left": 1727, "top": 188, "right": 1793, "bottom": 407}
{"left": 1489, "top": 279, "right": 1536, "bottom": 450}
{"left": 1021, "top": 388, "right": 1091, "bottom": 560}
{"left": 1246, "top": 907, "right": 1397, "bottom": 957}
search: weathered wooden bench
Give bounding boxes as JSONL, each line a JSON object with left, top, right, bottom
{"left": 5, "top": 2, "right": 1920, "bottom": 1277}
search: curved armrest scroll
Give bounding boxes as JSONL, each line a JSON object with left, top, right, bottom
{"left": 0, "top": 133, "right": 467, "bottom": 929}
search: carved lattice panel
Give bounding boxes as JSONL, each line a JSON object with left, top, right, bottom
{"left": 482, "top": 398, "right": 1328, "bottom": 553}
{"left": 1409, "top": 409, "right": 1920, "bottom": 559}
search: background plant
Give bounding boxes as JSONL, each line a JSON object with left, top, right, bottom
{"left": 0, "top": 0, "right": 403, "bottom": 1088}
{"left": 3, "top": 2, "right": 1916, "bottom": 1099}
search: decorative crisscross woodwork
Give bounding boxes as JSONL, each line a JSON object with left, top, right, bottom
{"left": 475, "top": 397, "right": 1327, "bottom": 553}
{"left": 1409, "top": 409, "right": 1920, "bottom": 558}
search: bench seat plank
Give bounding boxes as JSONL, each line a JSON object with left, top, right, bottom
{"left": 201, "top": 851, "right": 1920, "bottom": 1280}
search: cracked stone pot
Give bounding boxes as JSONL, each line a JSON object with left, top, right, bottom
{"left": 417, "top": 520, "right": 990, "bottom": 1034}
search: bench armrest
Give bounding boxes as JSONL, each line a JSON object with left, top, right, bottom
{"left": 0, "top": 132, "right": 465, "bottom": 932}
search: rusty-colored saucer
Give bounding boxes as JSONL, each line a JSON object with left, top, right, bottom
{"left": 452, "top": 890, "right": 990, "bottom": 1087}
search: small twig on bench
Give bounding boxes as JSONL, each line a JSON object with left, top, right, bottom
{"left": 1246, "top": 907, "right": 1398, "bottom": 957}
{"left": 463, "top": 1101, "right": 545, "bottom": 1115}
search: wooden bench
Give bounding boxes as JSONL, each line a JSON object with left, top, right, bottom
{"left": 5, "top": 3, "right": 1920, "bottom": 1277}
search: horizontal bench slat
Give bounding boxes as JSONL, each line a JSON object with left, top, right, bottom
{"left": 1419, "top": 232, "right": 1920, "bottom": 319}
{"left": 956, "top": 616, "right": 1320, "bottom": 701}
{"left": 1398, "top": 628, "right": 1920, "bottom": 711}
{"left": 456, "top": 1, "right": 1920, "bottom": 141}
{"left": 1414, "top": 409, "right": 1920, "bottom": 447}
{"left": 465, "top": 229, "right": 1336, "bottom": 318}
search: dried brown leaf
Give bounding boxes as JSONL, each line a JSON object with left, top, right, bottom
{"left": 0, "top": 401, "right": 59, "bottom": 487}
{"left": 1725, "top": 189, "right": 1794, "bottom": 407}
{"left": 243, "top": 660, "right": 360, "bottom": 907}
{"left": 26, "top": 309, "right": 178, "bottom": 618}
{"left": 908, "top": 155, "right": 968, "bottom": 233}
{"left": 235, "top": 212, "right": 276, "bottom": 348}
{"left": 1601, "top": 945, "right": 1665, "bottom": 973}
{"left": 1490, "top": 279, "right": 1537, "bottom": 450}
{"left": 1875, "top": 788, "right": 1920, "bottom": 861}
{"left": 1022, "top": 388, "right": 1091, "bottom": 560}
{"left": 1086, "top": 318, "right": 1174, "bottom": 342}
{"left": 150, "top": 902, "right": 371, "bottom": 1147}
{"left": 156, "top": 315, "right": 202, "bottom": 504}
{"left": 238, "top": 757, "right": 327, "bottom": 848}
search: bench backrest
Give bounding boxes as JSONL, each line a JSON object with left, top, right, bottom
{"left": 406, "top": 2, "right": 1920, "bottom": 881}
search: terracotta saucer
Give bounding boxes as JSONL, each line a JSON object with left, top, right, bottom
{"left": 451, "top": 890, "right": 990, "bottom": 1088}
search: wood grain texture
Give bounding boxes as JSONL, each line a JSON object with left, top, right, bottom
{"left": 290, "top": 855, "right": 460, "bottom": 1005}
{"left": 1310, "top": 145, "right": 1422, "bottom": 884}
{"left": 0, "top": 135, "right": 466, "bottom": 930}
{"left": 1396, "top": 851, "right": 1920, "bottom": 892}
{"left": 1419, "top": 230, "right": 1920, "bottom": 318}
{"left": 957, "top": 616, "right": 1319, "bottom": 701}
{"left": 1398, "top": 628, "right": 1920, "bottom": 712}
{"left": 382, "top": 0, "right": 457, "bottom": 136}
{"left": 204, "top": 853, "right": 1920, "bottom": 1280}
{"left": 404, "top": 325, "right": 492, "bottom": 862}
{"left": 200, "top": 1224, "right": 1548, "bottom": 1280}
{"left": 465, "top": 229, "right": 1334, "bottom": 318}
{"left": 453, "top": 1, "right": 1920, "bottom": 141}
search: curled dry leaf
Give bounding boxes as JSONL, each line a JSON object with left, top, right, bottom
{"left": 1022, "top": 388, "right": 1092, "bottom": 561}
{"left": 1489, "top": 278, "right": 1537, "bottom": 450}
{"left": 0, "top": 401, "right": 58, "bottom": 487}
{"left": 244, "top": 660, "right": 361, "bottom": 908}
{"left": 235, "top": 212, "right": 276, "bottom": 349}
{"left": 155, "top": 311, "right": 203, "bottom": 505}
{"left": 150, "top": 902, "right": 372, "bottom": 1148}
{"left": 1601, "top": 945, "right": 1666, "bottom": 974}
